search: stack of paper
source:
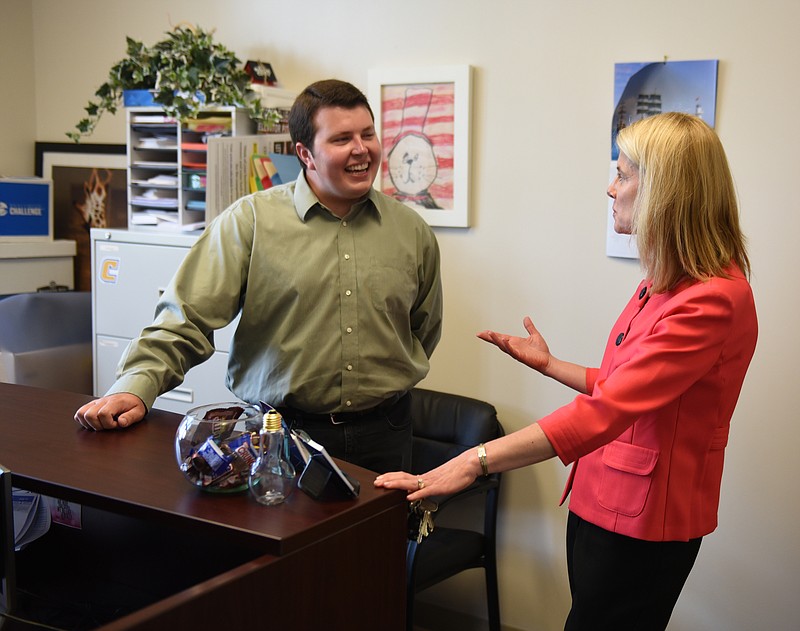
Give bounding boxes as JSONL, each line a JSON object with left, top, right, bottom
{"left": 130, "top": 189, "right": 179, "bottom": 208}
{"left": 12, "top": 489, "right": 51, "bottom": 551}
{"left": 138, "top": 135, "right": 177, "bottom": 150}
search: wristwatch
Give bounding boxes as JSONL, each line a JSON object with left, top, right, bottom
{"left": 477, "top": 443, "right": 489, "bottom": 477}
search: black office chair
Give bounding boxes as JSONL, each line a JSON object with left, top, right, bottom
{"left": 407, "top": 387, "right": 504, "bottom": 631}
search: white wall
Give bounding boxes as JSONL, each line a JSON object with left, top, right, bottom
{"left": 11, "top": 1, "right": 800, "bottom": 629}
{"left": 0, "top": 0, "right": 36, "bottom": 177}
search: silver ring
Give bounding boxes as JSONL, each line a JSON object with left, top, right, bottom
{"left": 417, "top": 478, "right": 425, "bottom": 490}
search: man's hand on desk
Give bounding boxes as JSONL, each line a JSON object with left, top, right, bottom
{"left": 74, "top": 393, "right": 146, "bottom": 431}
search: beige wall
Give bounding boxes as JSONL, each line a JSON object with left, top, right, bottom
{"left": 8, "top": 1, "right": 799, "bottom": 629}
{"left": 0, "top": 0, "right": 36, "bottom": 177}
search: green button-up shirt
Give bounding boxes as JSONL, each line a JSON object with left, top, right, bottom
{"left": 110, "top": 173, "right": 443, "bottom": 413}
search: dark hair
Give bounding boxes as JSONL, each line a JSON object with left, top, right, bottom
{"left": 288, "top": 79, "right": 374, "bottom": 155}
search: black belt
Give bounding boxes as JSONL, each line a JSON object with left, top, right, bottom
{"left": 277, "top": 392, "right": 408, "bottom": 425}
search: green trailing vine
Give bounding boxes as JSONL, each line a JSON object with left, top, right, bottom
{"left": 68, "top": 25, "right": 279, "bottom": 142}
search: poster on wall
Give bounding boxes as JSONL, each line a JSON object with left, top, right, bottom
{"left": 607, "top": 59, "right": 719, "bottom": 259}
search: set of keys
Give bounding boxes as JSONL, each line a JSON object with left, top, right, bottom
{"left": 408, "top": 498, "right": 439, "bottom": 543}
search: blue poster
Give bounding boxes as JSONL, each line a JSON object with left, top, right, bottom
{"left": 606, "top": 59, "right": 719, "bottom": 259}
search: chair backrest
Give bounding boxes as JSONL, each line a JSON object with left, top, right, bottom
{"left": 0, "top": 292, "right": 93, "bottom": 393}
{"left": 406, "top": 388, "right": 505, "bottom": 631}
{"left": 410, "top": 387, "right": 503, "bottom": 473}
{"left": 0, "top": 292, "right": 91, "bottom": 353}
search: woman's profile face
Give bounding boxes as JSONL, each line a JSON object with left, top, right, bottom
{"left": 607, "top": 152, "right": 639, "bottom": 234}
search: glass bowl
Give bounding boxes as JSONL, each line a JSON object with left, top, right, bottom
{"left": 174, "top": 402, "right": 263, "bottom": 493}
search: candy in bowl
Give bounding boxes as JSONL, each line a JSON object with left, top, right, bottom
{"left": 174, "top": 402, "right": 263, "bottom": 492}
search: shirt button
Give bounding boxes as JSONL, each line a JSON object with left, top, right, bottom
{"left": 342, "top": 221, "right": 348, "bottom": 227}
{"left": 346, "top": 327, "right": 353, "bottom": 334}
{"left": 346, "top": 364, "right": 353, "bottom": 371}
{"left": 345, "top": 289, "right": 352, "bottom": 296}
{"left": 615, "top": 333, "right": 624, "bottom": 346}
{"left": 344, "top": 254, "right": 351, "bottom": 260}
{"left": 345, "top": 400, "right": 352, "bottom": 407}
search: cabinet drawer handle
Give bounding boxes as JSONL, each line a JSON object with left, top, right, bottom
{"left": 159, "top": 387, "right": 194, "bottom": 403}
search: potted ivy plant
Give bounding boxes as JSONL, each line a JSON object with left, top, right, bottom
{"left": 67, "top": 25, "right": 278, "bottom": 142}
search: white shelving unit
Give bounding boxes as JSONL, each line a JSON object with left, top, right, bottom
{"left": 126, "top": 106, "right": 255, "bottom": 231}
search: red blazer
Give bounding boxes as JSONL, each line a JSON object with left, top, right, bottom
{"left": 539, "top": 265, "right": 757, "bottom": 541}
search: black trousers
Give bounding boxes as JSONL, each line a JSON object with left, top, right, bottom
{"left": 564, "top": 512, "right": 702, "bottom": 631}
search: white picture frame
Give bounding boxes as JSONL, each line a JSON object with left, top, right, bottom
{"left": 368, "top": 65, "right": 472, "bottom": 228}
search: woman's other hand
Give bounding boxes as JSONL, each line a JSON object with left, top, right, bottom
{"left": 477, "top": 315, "right": 552, "bottom": 373}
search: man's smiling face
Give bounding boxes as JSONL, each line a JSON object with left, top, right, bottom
{"left": 296, "top": 105, "right": 382, "bottom": 217}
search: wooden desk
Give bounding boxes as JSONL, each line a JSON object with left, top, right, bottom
{"left": 0, "top": 383, "right": 408, "bottom": 630}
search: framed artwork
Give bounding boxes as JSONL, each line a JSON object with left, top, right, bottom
{"left": 368, "top": 65, "right": 472, "bottom": 228}
{"left": 35, "top": 142, "right": 128, "bottom": 291}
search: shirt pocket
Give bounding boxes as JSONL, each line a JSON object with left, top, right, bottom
{"left": 597, "top": 441, "right": 659, "bottom": 517}
{"left": 368, "top": 263, "right": 417, "bottom": 314}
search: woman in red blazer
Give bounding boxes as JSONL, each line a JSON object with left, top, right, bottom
{"left": 376, "top": 112, "right": 758, "bottom": 629}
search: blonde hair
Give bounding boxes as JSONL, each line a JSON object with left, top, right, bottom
{"left": 616, "top": 112, "right": 750, "bottom": 293}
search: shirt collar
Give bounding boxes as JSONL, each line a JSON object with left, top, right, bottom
{"left": 293, "top": 172, "right": 382, "bottom": 222}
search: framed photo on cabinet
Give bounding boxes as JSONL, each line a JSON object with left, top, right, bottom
{"left": 35, "top": 142, "right": 127, "bottom": 291}
{"left": 368, "top": 65, "right": 472, "bottom": 228}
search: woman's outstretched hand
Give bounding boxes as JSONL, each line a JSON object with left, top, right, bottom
{"left": 477, "top": 316, "right": 552, "bottom": 374}
{"left": 374, "top": 448, "right": 480, "bottom": 501}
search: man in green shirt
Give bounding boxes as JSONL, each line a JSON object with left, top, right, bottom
{"left": 74, "top": 79, "right": 443, "bottom": 473}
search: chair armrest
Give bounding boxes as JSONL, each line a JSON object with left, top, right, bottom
{"left": 433, "top": 474, "right": 500, "bottom": 512}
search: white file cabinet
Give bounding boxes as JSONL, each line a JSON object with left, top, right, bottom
{"left": 91, "top": 228, "right": 238, "bottom": 413}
